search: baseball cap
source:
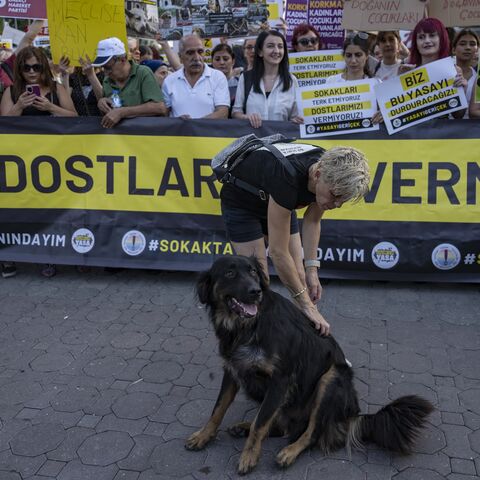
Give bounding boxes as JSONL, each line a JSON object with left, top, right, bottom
{"left": 92, "top": 37, "right": 126, "bottom": 67}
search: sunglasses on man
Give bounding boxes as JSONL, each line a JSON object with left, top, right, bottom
{"left": 298, "top": 38, "right": 319, "bottom": 47}
{"left": 23, "top": 64, "right": 43, "bottom": 73}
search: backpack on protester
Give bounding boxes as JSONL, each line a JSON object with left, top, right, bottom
{"left": 211, "top": 133, "right": 323, "bottom": 201}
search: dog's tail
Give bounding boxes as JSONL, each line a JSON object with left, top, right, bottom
{"left": 349, "top": 395, "right": 434, "bottom": 454}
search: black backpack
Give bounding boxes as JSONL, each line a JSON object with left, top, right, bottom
{"left": 211, "top": 134, "right": 322, "bottom": 201}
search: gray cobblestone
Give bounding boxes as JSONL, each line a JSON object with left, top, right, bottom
{"left": 1, "top": 267, "right": 478, "bottom": 479}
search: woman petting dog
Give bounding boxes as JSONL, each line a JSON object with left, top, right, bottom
{"left": 219, "top": 140, "right": 370, "bottom": 336}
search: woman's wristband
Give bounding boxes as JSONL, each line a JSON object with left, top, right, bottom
{"left": 291, "top": 286, "right": 307, "bottom": 299}
{"left": 304, "top": 260, "right": 320, "bottom": 268}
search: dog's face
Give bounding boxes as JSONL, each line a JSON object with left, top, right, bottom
{"left": 197, "top": 256, "right": 267, "bottom": 321}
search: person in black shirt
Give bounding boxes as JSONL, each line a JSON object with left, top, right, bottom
{"left": 220, "top": 144, "right": 370, "bottom": 336}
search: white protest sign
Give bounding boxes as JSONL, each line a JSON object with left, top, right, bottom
{"left": 374, "top": 57, "right": 468, "bottom": 135}
{"left": 2, "top": 22, "right": 25, "bottom": 46}
{"left": 298, "top": 78, "right": 380, "bottom": 138}
{"left": 289, "top": 50, "right": 345, "bottom": 89}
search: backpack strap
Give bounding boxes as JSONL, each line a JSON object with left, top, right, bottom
{"left": 222, "top": 137, "right": 299, "bottom": 202}
{"left": 242, "top": 69, "right": 253, "bottom": 114}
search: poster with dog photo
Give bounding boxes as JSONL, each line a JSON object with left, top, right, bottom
{"left": 126, "top": 0, "right": 160, "bottom": 39}
{"left": 158, "top": 0, "right": 269, "bottom": 40}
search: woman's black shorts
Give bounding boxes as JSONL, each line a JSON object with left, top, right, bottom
{"left": 221, "top": 203, "right": 299, "bottom": 243}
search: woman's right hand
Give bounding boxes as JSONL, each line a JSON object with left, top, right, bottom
{"left": 247, "top": 113, "right": 262, "bottom": 128}
{"left": 16, "top": 91, "right": 36, "bottom": 110}
{"left": 300, "top": 303, "right": 330, "bottom": 336}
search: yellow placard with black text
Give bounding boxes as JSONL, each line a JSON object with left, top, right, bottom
{"left": 46, "top": 0, "right": 128, "bottom": 66}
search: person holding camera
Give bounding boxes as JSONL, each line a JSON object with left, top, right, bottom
{"left": 0, "top": 46, "right": 77, "bottom": 117}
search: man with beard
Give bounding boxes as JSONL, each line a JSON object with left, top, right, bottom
{"left": 162, "top": 34, "right": 230, "bottom": 119}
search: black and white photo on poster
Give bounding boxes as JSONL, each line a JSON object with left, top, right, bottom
{"left": 126, "top": 0, "right": 160, "bottom": 39}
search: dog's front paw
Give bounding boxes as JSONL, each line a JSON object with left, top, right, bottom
{"left": 238, "top": 448, "right": 259, "bottom": 475}
{"left": 276, "top": 445, "right": 299, "bottom": 468}
{"left": 185, "top": 429, "right": 213, "bottom": 451}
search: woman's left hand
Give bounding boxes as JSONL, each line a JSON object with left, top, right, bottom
{"left": 305, "top": 268, "right": 322, "bottom": 304}
{"left": 291, "top": 115, "right": 304, "bottom": 124}
{"left": 454, "top": 65, "right": 467, "bottom": 89}
{"left": 33, "top": 95, "right": 52, "bottom": 112}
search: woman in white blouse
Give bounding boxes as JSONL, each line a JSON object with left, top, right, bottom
{"left": 232, "top": 30, "right": 303, "bottom": 128}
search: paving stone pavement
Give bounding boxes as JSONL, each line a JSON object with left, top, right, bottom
{"left": 0, "top": 264, "right": 479, "bottom": 480}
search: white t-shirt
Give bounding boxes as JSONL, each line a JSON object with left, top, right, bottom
{"left": 325, "top": 74, "right": 380, "bottom": 85}
{"left": 374, "top": 60, "right": 402, "bottom": 81}
{"left": 464, "top": 66, "right": 477, "bottom": 119}
{"left": 162, "top": 64, "right": 230, "bottom": 118}
{"left": 232, "top": 73, "right": 299, "bottom": 121}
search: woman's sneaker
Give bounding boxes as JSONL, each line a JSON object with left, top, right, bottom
{"left": 2, "top": 262, "right": 17, "bottom": 278}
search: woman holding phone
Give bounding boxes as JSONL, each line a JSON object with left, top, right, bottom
{"left": 0, "top": 46, "right": 77, "bottom": 117}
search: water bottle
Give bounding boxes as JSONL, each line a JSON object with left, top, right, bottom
{"left": 111, "top": 89, "right": 123, "bottom": 108}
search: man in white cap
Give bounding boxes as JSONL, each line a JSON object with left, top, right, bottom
{"left": 92, "top": 37, "right": 167, "bottom": 128}
{"left": 162, "top": 34, "right": 229, "bottom": 119}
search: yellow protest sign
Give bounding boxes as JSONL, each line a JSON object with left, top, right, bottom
{"left": 46, "top": 0, "right": 128, "bottom": 66}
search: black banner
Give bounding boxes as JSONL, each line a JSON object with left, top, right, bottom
{"left": 0, "top": 117, "right": 479, "bottom": 282}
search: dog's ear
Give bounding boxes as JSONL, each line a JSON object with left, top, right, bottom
{"left": 251, "top": 256, "right": 269, "bottom": 290}
{"left": 196, "top": 270, "right": 213, "bottom": 305}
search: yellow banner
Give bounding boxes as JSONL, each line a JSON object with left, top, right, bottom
{"left": 46, "top": 0, "right": 128, "bottom": 66}
{"left": 0, "top": 135, "right": 478, "bottom": 224}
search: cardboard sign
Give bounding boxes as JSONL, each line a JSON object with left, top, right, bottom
{"left": 342, "top": 0, "right": 424, "bottom": 31}
{"left": 298, "top": 77, "right": 380, "bottom": 138}
{"left": 46, "top": 0, "right": 128, "bottom": 66}
{"left": 375, "top": 57, "right": 468, "bottom": 135}
{"left": 0, "top": 0, "right": 47, "bottom": 19}
{"left": 289, "top": 50, "right": 345, "bottom": 89}
{"left": 428, "top": 2, "right": 480, "bottom": 27}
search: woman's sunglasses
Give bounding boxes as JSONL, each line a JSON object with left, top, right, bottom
{"left": 298, "top": 38, "right": 319, "bottom": 47}
{"left": 23, "top": 64, "right": 42, "bottom": 73}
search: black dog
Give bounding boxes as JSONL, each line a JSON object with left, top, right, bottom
{"left": 186, "top": 255, "right": 434, "bottom": 475}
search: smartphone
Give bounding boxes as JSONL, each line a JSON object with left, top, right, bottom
{"left": 26, "top": 84, "right": 41, "bottom": 96}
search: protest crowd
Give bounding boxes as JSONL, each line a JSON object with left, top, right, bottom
{"left": 0, "top": 1, "right": 479, "bottom": 279}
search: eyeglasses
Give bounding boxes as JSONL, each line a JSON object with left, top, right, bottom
{"left": 298, "top": 38, "right": 319, "bottom": 47}
{"left": 244, "top": 45, "right": 255, "bottom": 50}
{"left": 347, "top": 31, "right": 369, "bottom": 41}
{"left": 23, "top": 64, "right": 42, "bottom": 73}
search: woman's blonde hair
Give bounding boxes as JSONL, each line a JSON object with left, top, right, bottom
{"left": 312, "top": 147, "right": 370, "bottom": 203}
